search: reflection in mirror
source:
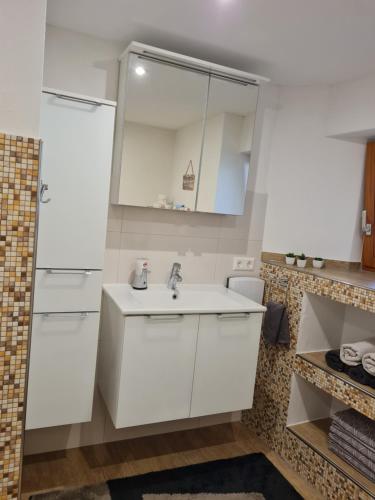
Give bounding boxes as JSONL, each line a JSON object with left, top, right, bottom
{"left": 196, "top": 77, "right": 259, "bottom": 215}
{"left": 118, "top": 54, "right": 209, "bottom": 211}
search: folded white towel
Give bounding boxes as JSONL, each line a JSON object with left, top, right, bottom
{"left": 362, "top": 352, "right": 375, "bottom": 376}
{"left": 340, "top": 339, "right": 375, "bottom": 366}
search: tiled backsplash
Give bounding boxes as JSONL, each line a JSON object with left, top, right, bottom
{"left": 104, "top": 191, "right": 267, "bottom": 285}
{"left": 0, "top": 133, "right": 39, "bottom": 499}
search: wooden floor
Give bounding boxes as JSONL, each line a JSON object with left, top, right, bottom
{"left": 21, "top": 422, "right": 322, "bottom": 499}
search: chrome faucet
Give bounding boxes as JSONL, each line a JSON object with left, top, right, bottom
{"left": 167, "top": 262, "right": 183, "bottom": 296}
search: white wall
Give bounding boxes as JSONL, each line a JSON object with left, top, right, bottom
{"left": 215, "top": 113, "right": 249, "bottom": 215}
{"left": 328, "top": 72, "right": 375, "bottom": 139}
{"left": 0, "top": 0, "right": 46, "bottom": 137}
{"left": 262, "top": 85, "right": 365, "bottom": 261}
{"left": 43, "top": 24, "right": 121, "bottom": 100}
{"left": 119, "top": 121, "right": 175, "bottom": 206}
{"left": 195, "top": 114, "right": 224, "bottom": 212}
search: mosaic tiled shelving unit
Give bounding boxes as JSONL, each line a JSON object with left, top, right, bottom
{"left": 242, "top": 262, "right": 375, "bottom": 499}
{"left": 295, "top": 352, "right": 375, "bottom": 420}
{"left": 0, "top": 133, "right": 40, "bottom": 499}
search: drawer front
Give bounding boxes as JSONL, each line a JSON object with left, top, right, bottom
{"left": 26, "top": 312, "right": 100, "bottom": 430}
{"left": 33, "top": 269, "right": 103, "bottom": 312}
{"left": 116, "top": 314, "right": 199, "bottom": 428}
{"left": 190, "top": 312, "right": 263, "bottom": 418}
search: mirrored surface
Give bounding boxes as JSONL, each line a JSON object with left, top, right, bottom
{"left": 118, "top": 54, "right": 209, "bottom": 211}
{"left": 196, "top": 77, "right": 258, "bottom": 215}
{"left": 116, "top": 53, "right": 259, "bottom": 215}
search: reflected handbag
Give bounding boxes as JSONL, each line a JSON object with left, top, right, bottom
{"left": 182, "top": 160, "right": 195, "bottom": 191}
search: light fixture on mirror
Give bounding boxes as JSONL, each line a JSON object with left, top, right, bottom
{"left": 135, "top": 65, "right": 146, "bottom": 76}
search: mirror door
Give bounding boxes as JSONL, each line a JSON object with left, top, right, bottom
{"left": 196, "top": 77, "right": 259, "bottom": 215}
{"left": 118, "top": 54, "right": 209, "bottom": 211}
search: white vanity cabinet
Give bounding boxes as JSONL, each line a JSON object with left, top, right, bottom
{"left": 190, "top": 313, "right": 262, "bottom": 417}
{"left": 98, "top": 287, "right": 265, "bottom": 429}
{"left": 99, "top": 311, "right": 199, "bottom": 428}
{"left": 26, "top": 89, "right": 116, "bottom": 430}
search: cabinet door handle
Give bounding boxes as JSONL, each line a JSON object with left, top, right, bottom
{"left": 55, "top": 93, "right": 102, "bottom": 107}
{"left": 146, "top": 314, "right": 183, "bottom": 320}
{"left": 41, "top": 312, "right": 89, "bottom": 319}
{"left": 46, "top": 269, "right": 92, "bottom": 275}
{"left": 40, "top": 183, "right": 51, "bottom": 203}
{"left": 217, "top": 313, "right": 250, "bottom": 320}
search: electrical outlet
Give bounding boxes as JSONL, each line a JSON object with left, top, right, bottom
{"left": 232, "top": 256, "right": 255, "bottom": 271}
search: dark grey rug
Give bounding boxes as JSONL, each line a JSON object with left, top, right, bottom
{"left": 31, "top": 453, "right": 302, "bottom": 500}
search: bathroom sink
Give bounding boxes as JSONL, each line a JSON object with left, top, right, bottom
{"left": 103, "top": 284, "right": 266, "bottom": 315}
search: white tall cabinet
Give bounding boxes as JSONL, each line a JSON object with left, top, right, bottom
{"left": 26, "top": 90, "right": 115, "bottom": 430}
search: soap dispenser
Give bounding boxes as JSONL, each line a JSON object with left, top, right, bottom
{"left": 132, "top": 258, "right": 150, "bottom": 290}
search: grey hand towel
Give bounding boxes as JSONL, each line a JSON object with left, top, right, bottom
{"left": 262, "top": 301, "right": 290, "bottom": 346}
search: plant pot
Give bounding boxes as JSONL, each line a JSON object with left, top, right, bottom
{"left": 285, "top": 256, "right": 295, "bottom": 265}
{"left": 313, "top": 259, "right": 324, "bottom": 269}
{"left": 297, "top": 259, "right": 307, "bottom": 268}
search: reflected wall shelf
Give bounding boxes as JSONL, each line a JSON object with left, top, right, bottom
{"left": 287, "top": 418, "right": 375, "bottom": 497}
{"left": 294, "top": 351, "right": 375, "bottom": 420}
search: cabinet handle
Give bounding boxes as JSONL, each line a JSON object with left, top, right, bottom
{"left": 46, "top": 269, "right": 92, "bottom": 275}
{"left": 217, "top": 313, "right": 250, "bottom": 320}
{"left": 41, "top": 312, "right": 89, "bottom": 319}
{"left": 146, "top": 314, "right": 183, "bottom": 320}
{"left": 40, "top": 183, "right": 51, "bottom": 203}
{"left": 54, "top": 93, "right": 102, "bottom": 107}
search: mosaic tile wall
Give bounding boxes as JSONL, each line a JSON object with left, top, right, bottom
{"left": 0, "top": 134, "right": 40, "bottom": 499}
{"left": 242, "top": 263, "right": 375, "bottom": 499}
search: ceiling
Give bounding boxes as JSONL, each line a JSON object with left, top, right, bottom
{"left": 46, "top": 0, "right": 375, "bottom": 85}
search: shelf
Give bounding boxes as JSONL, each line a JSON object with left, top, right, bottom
{"left": 287, "top": 418, "right": 375, "bottom": 497}
{"left": 294, "top": 351, "right": 375, "bottom": 420}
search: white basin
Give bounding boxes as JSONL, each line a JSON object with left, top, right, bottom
{"left": 103, "top": 284, "right": 266, "bottom": 315}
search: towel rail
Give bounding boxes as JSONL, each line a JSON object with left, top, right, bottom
{"left": 268, "top": 276, "right": 289, "bottom": 303}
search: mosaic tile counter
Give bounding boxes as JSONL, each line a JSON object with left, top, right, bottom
{"left": 0, "top": 134, "right": 39, "bottom": 499}
{"left": 243, "top": 262, "right": 375, "bottom": 500}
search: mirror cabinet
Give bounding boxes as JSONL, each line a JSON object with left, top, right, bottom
{"left": 111, "top": 43, "right": 267, "bottom": 215}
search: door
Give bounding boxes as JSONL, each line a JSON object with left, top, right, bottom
{"left": 195, "top": 76, "right": 259, "bottom": 215}
{"left": 115, "top": 53, "right": 209, "bottom": 211}
{"left": 362, "top": 141, "right": 375, "bottom": 270}
{"left": 116, "top": 314, "right": 198, "bottom": 428}
{"left": 37, "top": 92, "right": 115, "bottom": 269}
{"left": 190, "top": 312, "right": 263, "bottom": 417}
{"left": 26, "top": 312, "right": 100, "bottom": 429}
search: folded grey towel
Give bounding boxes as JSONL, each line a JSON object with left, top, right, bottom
{"left": 329, "top": 427, "right": 375, "bottom": 471}
{"left": 262, "top": 301, "right": 290, "bottom": 346}
{"left": 332, "top": 409, "right": 375, "bottom": 449}
{"left": 330, "top": 421, "right": 375, "bottom": 457}
{"left": 328, "top": 440, "right": 375, "bottom": 482}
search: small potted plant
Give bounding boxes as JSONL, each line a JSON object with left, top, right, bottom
{"left": 296, "top": 253, "right": 307, "bottom": 268}
{"left": 285, "top": 252, "right": 295, "bottom": 265}
{"left": 313, "top": 257, "right": 324, "bottom": 269}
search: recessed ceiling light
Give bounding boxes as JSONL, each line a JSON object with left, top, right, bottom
{"left": 135, "top": 65, "right": 146, "bottom": 76}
